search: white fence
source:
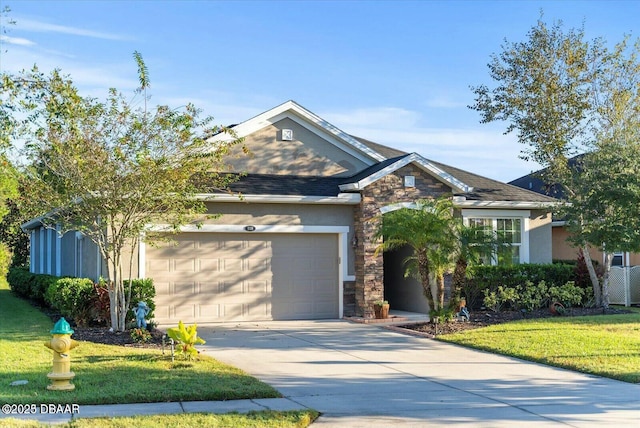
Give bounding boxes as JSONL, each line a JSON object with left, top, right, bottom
{"left": 609, "top": 266, "right": 640, "bottom": 306}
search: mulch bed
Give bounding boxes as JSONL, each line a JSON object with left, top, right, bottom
{"left": 397, "top": 306, "right": 631, "bottom": 337}
{"left": 38, "top": 305, "right": 167, "bottom": 349}
{"left": 36, "top": 299, "right": 632, "bottom": 345}
{"left": 70, "top": 326, "right": 166, "bottom": 348}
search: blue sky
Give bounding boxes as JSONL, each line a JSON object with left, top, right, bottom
{"left": 1, "top": 0, "right": 638, "bottom": 182}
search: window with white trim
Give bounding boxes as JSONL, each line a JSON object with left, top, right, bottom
{"left": 463, "top": 210, "right": 529, "bottom": 265}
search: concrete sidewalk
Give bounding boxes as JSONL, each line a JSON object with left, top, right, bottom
{"left": 1, "top": 397, "right": 309, "bottom": 425}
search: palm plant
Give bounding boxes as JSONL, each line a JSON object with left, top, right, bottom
{"left": 451, "top": 223, "right": 502, "bottom": 302}
{"left": 375, "top": 198, "right": 457, "bottom": 312}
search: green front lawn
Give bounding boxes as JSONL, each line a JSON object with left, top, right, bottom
{"left": 0, "top": 282, "right": 280, "bottom": 405}
{"left": 439, "top": 309, "right": 640, "bottom": 383}
{"left": 0, "top": 280, "right": 319, "bottom": 426}
{"left": 3, "top": 410, "right": 320, "bottom": 428}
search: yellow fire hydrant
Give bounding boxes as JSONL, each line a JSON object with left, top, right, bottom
{"left": 44, "top": 317, "right": 79, "bottom": 391}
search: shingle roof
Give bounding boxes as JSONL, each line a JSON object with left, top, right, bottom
{"left": 431, "top": 160, "right": 558, "bottom": 203}
{"left": 202, "top": 137, "right": 559, "bottom": 203}
{"left": 353, "top": 139, "right": 559, "bottom": 203}
{"left": 342, "top": 155, "right": 408, "bottom": 183}
{"left": 508, "top": 154, "right": 586, "bottom": 200}
{"left": 225, "top": 174, "right": 345, "bottom": 197}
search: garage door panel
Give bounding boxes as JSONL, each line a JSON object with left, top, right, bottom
{"left": 223, "top": 259, "right": 243, "bottom": 272}
{"left": 174, "top": 282, "right": 195, "bottom": 295}
{"left": 247, "top": 280, "right": 269, "bottom": 293}
{"left": 174, "top": 259, "right": 196, "bottom": 272}
{"left": 149, "top": 259, "right": 170, "bottom": 272}
{"left": 314, "top": 279, "right": 335, "bottom": 293}
{"left": 148, "top": 233, "right": 338, "bottom": 323}
{"left": 199, "top": 281, "right": 222, "bottom": 295}
{"left": 223, "top": 303, "right": 244, "bottom": 319}
{"left": 247, "top": 258, "right": 269, "bottom": 271}
{"left": 199, "top": 304, "right": 220, "bottom": 318}
{"left": 199, "top": 258, "right": 219, "bottom": 271}
{"left": 175, "top": 303, "right": 196, "bottom": 319}
{"left": 315, "top": 256, "right": 336, "bottom": 271}
{"left": 221, "top": 240, "right": 244, "bottom": 252}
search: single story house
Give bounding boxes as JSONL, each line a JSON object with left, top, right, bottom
{"left": 24, "top": 101, "right": 558, "bottom": 323}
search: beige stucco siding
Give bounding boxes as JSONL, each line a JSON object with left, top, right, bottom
{"left": 552, "top": 227, "right": 579, "bottom": 261}
{"left": 202, "top": 201, "right": 353, "bottom": 225}
{"left": 198, "top": 202, "right": 356, "bottom": 276}
{"left": 224, "top": 118, "right": 369, "bottom": 176}
{"left": 529, "top": 210, "right": 553, "bottom": 264}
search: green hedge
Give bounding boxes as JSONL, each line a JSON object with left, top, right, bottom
{"left": 8, "top": 267, "right": 156, "bottom": 327}
{"left": 45, "top": 277, "right": 96, "bottom": 322}
{"left": 7, "top": 266, "right": 58, "bottom": 305}
{"left": 463, "top": 263, "right": 577, "bottom": 309}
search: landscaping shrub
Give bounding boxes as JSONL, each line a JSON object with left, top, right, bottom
{"left": 482, "top": 280, "right": 587, "bottom": 312}
{"left": 464, "top": 263, "right": 575, "bottom": 309}
{"left": 7, "top": 266, "right": 57, "bottom": 304}
{"left": 45, "top": 277, "right": 95, "bottom": 323}
{"left": 516, "top": 280, "right": 548, "bottom": 311}
{"left": 548, "top": 281, "right": 585, "bottom": 307}
{"left": 8, "top": 268, "right": 155, "bottom": 326}
{"left": 483, "top": 285, "right": 519, "bottom": 312}
{"left": 86, "top": 282, "right": 111, "bottom": 326}
{"left": 573, "top": 251, "right": 604, "bottom": 291}
{"left": 167, "top": 321, "right": 206, "bottom": 359}
{"left": 7, "top": 266, "right": 32, "bottom": 298}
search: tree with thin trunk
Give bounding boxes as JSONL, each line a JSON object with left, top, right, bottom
{"left": 470, "top": 17, "right": 640, "bottom": 307}
{"left": 3, "top": 55, "right": 244, "bottom": 331}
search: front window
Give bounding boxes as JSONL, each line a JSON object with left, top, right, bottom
{"left": 467, "top": 216, "right": 523, "bottom": 265}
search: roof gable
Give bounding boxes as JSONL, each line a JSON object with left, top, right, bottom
{"left": 211, "top": 101, "right": 386, "bottom": 176}
{"left": 339, "top": 153, "right": 473, "bottom": 194}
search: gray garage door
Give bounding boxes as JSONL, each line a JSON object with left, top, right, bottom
{"left": 146, "top": 233, "right": 339, "bottom": 323}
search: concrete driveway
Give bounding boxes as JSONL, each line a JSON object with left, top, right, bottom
{"left": 198, "top": 320, "right": 639, "bottom": 427}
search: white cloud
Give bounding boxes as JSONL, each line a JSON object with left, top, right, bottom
{"left": 16, "top": 18, "right": 130, "bottom": 41}
{"left": 0, "top": 35, "right": 36, "bottom": 46}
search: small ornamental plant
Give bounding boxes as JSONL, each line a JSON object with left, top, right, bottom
{"left": 130, "top": 327, "right": 152, "bottom": 343}
{"left": 167, "top": 321, "right": 206, "bottom": 360}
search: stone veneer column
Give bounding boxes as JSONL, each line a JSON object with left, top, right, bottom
{"left": 353, "top": 195, "right": 383, "bottom": 318}
{"left": 351, "top": 164, "right": 451, "bottom": 318}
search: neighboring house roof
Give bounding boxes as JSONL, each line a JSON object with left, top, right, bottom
{"left": 508, "top": 154, "right": 586, "bottom": 200}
